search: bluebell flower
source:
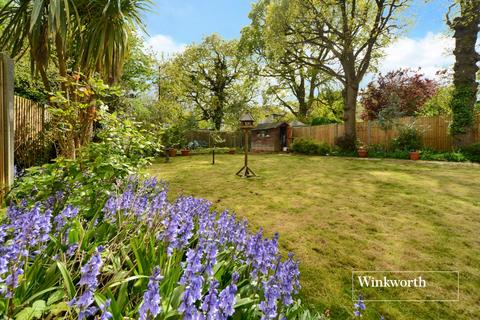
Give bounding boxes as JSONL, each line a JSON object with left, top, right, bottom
{"left": 353, "top": 294, "right": 366, "bottom": 317}
{"left": 218, "top": 273, "right": 239, "bottom": 317}
{"left": 201, "top": 280, "right": 220, "bottom": 319}
{"left": 66, "top": 243, "right": 78, "bottom": 257}
{"left": 203, "top": 241, "right": 218, "bottom": 276}
{"left": 139, "top": 266, "right": 163, "bottom": 320}
{"left": 99, "top": 299, "right": 112, "bottom": 320}
{"left": 70, "top": 247, "right": 103, "bottom": 319}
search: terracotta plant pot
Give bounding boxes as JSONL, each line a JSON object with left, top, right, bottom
{"left": 181, "top": 149, "right": 190, "bottom": 156}
{"left": 228, "top": 149, "right": 236, "bottom": 154}
{"left": 168, "top": 148, "right": 177, "bottom": 157}
{"left": 410, "top": 151, "right": 420, "bottom": 161}
{"left": 357, "top": 148, "right": 368, "bottom": 158}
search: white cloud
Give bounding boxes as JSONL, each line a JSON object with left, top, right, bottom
{"left": 378, "top": 32, "right": 454, "bottom": 79}
{"left": 146, "top": 34, "right": 186, "bottom": 58}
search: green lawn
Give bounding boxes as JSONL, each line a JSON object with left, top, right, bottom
{"left": 147, "top": 154, "right": 480, "bottom": 320}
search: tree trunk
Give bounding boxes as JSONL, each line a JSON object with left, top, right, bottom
{"left": 450, "top": 0, "right": 480, "bottom": 147}
{"left": 343, "top": 81, "right": 359, "bottom": 143}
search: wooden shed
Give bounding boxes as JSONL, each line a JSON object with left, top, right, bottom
{"left": 251, "top": 122, "right": 293, "bottom": 152}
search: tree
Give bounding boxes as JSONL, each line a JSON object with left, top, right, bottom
{"left": 0, "top": 0, "right": 149, "bottom": 157}
{"left": 241, "top": 0, "right": 332, "bottom": 122}
{"left": 265, "top": 0, "right": 408, "bottom": 149}
{"left": 447, "top": 0, "right": 480, "bottom": 146}
{"left": 120, "top": 33, "right": 159, "bottom": 94}
{"left": 361, "top": 69, "right": 438, "bottom": 120}
{"left": 165, "top": 34, "right": 257, "bottom": 130}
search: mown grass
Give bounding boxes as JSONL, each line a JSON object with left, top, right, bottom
{"left": 147, "top": 154, "right": 480, "bottom": 320}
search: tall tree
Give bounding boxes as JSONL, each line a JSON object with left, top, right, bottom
{"left": 165, "top": 34, "right": 257, "bottom": 130}
{"left": 265, "top": 0, "right": 408, "bottom": 148}
{"left": 241, "top": 0, "right": 332, "bottom": 122}
{"left": 447, "top": 0, "right": 480, "bottom": 146}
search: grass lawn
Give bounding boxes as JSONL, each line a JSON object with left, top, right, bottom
{"left": 148, "top": 154, "right": 480, "bottom": 320}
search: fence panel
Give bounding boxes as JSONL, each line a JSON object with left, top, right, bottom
{"left": 185, "top": 130, "right": 243, "bottom": 148}
{"left": 13, "top": 96, "right": 50, "bottom": 168}
{"left": 293, "top": 115, "right": 480, "bottom": 151}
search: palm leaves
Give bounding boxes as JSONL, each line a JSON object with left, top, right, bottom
{"left": 0, "top": 0, "right": 152, "bottom": 85}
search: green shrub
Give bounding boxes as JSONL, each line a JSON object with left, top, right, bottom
{"left": 462, "top": 143, "right": 480, "bottom": 163}
{"left": 7, "top": 112, "right": 162, "bottom": 213}
{"left": 334, "top": 135, "right": 356, "bottom": 151}
{"left": 291, "top": 139, "right": 330, "bottom": 155}
{"left": 420, "top": 150, "right": 468, "bottom": 162}
{"left": 391, "top": 125, "right": 422, "bottom": 151}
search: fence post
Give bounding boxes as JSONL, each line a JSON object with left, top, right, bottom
{"left": 0, "top": 53, "right": 15, "bottom": 202}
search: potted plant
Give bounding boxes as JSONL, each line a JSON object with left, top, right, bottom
{"left": 391, "top": 123, "right": 422, "bottom": 161}
{"left": 409, "top": 150, "right": 420, "bottom": 160}
{"left": 168, "top": 148, "right": 177, "bottom": 157}
{"left": 181, "top": 146, "right": 190, "bottom": 156}
{"left": 163, "top": 125, "right": 185, "bottom": 158}
{"left": 357, "top": 146, "right": 368, "bottom": 158}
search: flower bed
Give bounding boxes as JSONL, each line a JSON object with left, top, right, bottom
{"left": 0, "top": 177, "right": 301, "bottom": 319}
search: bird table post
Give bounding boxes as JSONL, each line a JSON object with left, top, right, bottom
{"left": 236, "top": 113, "right": 256, "bottom": 178}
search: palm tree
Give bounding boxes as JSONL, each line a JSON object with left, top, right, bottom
{"left": 0, "top": 0, "right": 151, "bottom": 157}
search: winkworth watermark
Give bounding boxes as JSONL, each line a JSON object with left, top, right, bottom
{"left": 352, "top": 271, "right": 459, "bottom": 301}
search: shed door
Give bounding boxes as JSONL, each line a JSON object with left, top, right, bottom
{"left": 280, "top": 126, "right": 287, "bottom": 148}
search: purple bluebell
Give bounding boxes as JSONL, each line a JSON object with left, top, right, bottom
{"left": 78, "top": 248, "right": 103, "bottom": 290}
{"left": 70, "top": 247, "right": 103, "bottom": 319}
{"left": 353, "top": 294, "right": 366, "bottom": 317}
{"left": 201, "top": 280, "right": 220, "bottom": 319}
{"left": 99, "top": 299, "right": 112, "bottom": 320}
{"left": 66, "top": 243, "right": 78, "bottom": 257}
{"left": 203, "top": 241, "right": 218, "bottom": 277}
{"left": 139, "top": 266, "right": 163, "bottom": 320}
{"left": 218, "top": 272, "right": 239, "bottom": 317}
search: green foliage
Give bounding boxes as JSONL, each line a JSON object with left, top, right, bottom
{"left": 461, "top": 143, "right": 480, "bottom": 162}
{"left": 377, "top": 97, "right": 403, "bottom": 131}
{"left": 162, "top": 125, "right": 187, "bottom": 149}
{"left": 366, "top": 148, "right": 410, "bottom": 159}
{"left": 162, "top": 34, "right": 257, "bottom": 130}
{"left": 450, "top": 85, "right": 477, "bottom": 135}
{"left": 120, "top": 33, "right": 158, "bottom": 94}
{"left": 13, "top": 55, "right": 52, "bottom": 103}
{"left": 418, "top": 86, "right": 453, "bottom": 116}
{"left": 241, "top": 1, "right": 334, "bottom": 122}
{"left": 334, "top": 135, "right": 357, "bottom": 152}
{"left": 48, "top": 76, "right": 120, "bottom": 157}
{"left": 420, "top": 150, "right": 468, "bottom": 162}
{"left": 291, "top": 139, "right": 330, "bottom": 155}
{"left": 391, "top": 125, "right": 423, "bottom": 151}
{"left": 8, "top": 112, "right": 162, "bottom": 211}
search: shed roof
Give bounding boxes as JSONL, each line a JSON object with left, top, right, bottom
{"left": 252, "top": 122, "right": 289, "bottom": 131}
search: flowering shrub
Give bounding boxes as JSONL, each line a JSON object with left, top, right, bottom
{"left": 0, "top": 177, "right": 302, "bottom": 319}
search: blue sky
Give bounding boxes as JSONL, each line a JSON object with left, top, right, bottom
{"left": 144, "top": 0, "right": 456, "bottom": 77}
{"left": 144, "top": 0, "right": 450, "bottom": 42}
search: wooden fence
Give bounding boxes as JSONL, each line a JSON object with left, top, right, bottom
{"left": 185, "top": 130, "right": 244, "bottom": 148}
{"left": 293, "top": 114, "right": 480, "bottom": 151}
{"left": 14, "top": 96, "right": 51, "bottom": 168}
